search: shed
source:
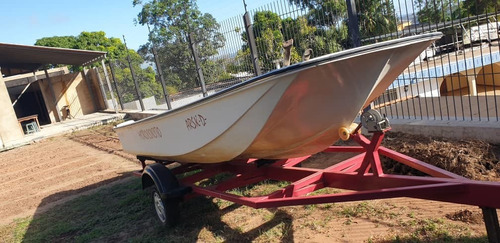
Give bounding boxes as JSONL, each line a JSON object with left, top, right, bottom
{"left": 0, "top": 42, "right": 107, "bottom": 148}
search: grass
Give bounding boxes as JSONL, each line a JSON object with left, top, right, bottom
{"left": 0, "top": 177, "right": 490, "bottom": 242}
{"left": 390, "top": 218, "right": 488, "bottom": 243}
{"left": 0, "top": 177, "right": 294, "bottom": 242}
{"left": 226, "top": 179, "right": 291, "bottom": 197}
{"left": 338, "top": 201, "right": 400, "bottom": 220}
{"left": 7, "top": 178, "right": 152, "bottom": 242}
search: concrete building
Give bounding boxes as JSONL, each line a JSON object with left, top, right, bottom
{"left": 0, "top": 43, "right": 108, "bottom": 148}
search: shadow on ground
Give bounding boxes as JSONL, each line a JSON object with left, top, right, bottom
{"left": 17, "top": 175, "right": 493, "bottom": 242}
{"left": 18, "top": 176, "right": 295, "bottom": 242}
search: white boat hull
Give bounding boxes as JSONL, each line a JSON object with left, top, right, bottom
{"left": 115, "top": 33, "right": 442, "bottom": 163}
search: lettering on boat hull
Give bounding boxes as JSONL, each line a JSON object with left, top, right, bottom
{"left": 138, "top": 127, "right": 162, "bottom": 140}
{"left": 186, "top": 114, "right": 207, "bottom": 131}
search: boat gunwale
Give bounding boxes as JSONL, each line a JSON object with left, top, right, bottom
{"left": 115, "top": 32, "right": 442, "bottom": 130}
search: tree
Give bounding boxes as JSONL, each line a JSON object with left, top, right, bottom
{"left": 462, "top": 0, "right": 499, "bottom": 15}
{"left": 252, "top": 11, "right": 285, "bottom": 71}
{"left": 238, "top": 5, "right": 348, "bottom": 72}
{"left": 282, "top": 16, "right": 316, "bottom": 62}
{"left": 134, "top": 0, "right": 225, "bottom": 91}
{"left": 36, "top": 31, "right": 128, "bottom": 60}
{"left": 111, "top": 50, "right": 165, "bottom": 103}
{"left": 415, "top": 0, "right": 498, "bottom": 24}
{"left": 290, "top": 0, "right": 397, "bottom": 40}
{"left": 34, "top": 36, "right": 77, "bottom": 49}
{"left": 289, "top": 0, "right": 346, "bottom": 28}
{"left": 286, "top": 0, "right": 349, "bottom": 54}
{"left": 357, "top": 0, "right": 398, "bottom": 38}
{"left": 413, "top": 0, "right": 462, "bottom": 23}
{"left": 35, "top": 31, "right": 163, "bottom": 103}
{"left": 74, "top": 31, "right": 128, "bottom": 59}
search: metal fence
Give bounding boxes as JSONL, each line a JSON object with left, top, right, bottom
{"left": 106, "top": 0, "right": 500, "bottom": 122}
{"left": 354, "top": 0, "right": 500, "bottom": 122}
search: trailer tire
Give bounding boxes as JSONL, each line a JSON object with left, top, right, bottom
{"left": 152, "top": 188, "right": 180, "bottom": 227}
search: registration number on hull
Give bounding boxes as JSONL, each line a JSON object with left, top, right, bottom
{"left": 185, "top": 114, "right": 207, "bottom": 131}
{"left": 138, "top": 127, "right": 162, "bottom": 140}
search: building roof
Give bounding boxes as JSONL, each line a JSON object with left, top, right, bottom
{"left": 0, "top": 42, "right": 107, "bottom": 70}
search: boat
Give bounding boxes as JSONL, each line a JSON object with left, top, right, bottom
{"left": 115, "top": 32, "right": 443, "bottom": 163}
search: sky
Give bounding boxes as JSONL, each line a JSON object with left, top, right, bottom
{"left": 0, "top": 0, "right": 275, "bottom": 51}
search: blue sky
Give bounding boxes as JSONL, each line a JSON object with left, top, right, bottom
{"left": 0, "top": 0, "right": 274, "bottom": 51}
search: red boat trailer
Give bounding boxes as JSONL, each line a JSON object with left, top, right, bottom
{"left": 137, "top": 129, "right": 500, "bottom": 242}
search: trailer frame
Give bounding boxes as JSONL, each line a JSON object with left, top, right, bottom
{"left": 137, "top": 129, "right": 500, "bottom": 241}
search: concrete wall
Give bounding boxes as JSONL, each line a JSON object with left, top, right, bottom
{"left": 38, "top": 69, "right": 101, "bottom": 122}
{"left": 55, "top": 72, "right": 97, "bottom": 118}
{"left": 85, "top": 68, "right": 107, "bottom": 111}
{"left": 113, "top": 90, "right": 219, "bottom": 112}
{"left": 389, "top": 119, "right": 500, "bottom": 144}
{"left": 0, "top": 70, "right": 24, "bottom": 147}
{"left": 154, "top": 90, "right": 217, "bottom": 110}
{"left": 123, "top": 96, "right": 157, "bottom": 110}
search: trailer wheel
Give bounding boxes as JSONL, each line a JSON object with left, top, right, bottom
{"left": 152, "top": 188, "right": 179, "bottom": 227}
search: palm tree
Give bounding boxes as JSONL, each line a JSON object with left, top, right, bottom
{"left": 357, "top": 0, "right": 398, "bottom": 38}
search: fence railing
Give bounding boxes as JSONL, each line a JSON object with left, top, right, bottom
{"left": 106, "top": 0, "right": 500, "bottom": 122}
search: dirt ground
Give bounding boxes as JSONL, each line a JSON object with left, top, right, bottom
{"left": 0, "top": 127, "right": 138, "bottom": 225}
{"left": 0, "top": 124, "right": 499, "bottom": 242}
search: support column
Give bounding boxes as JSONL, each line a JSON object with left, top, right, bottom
{"left": 0, "top": 68, "right": 24, "bottom": 147}
{"left": 43, "top": 67, "right": 62, "bottom": 122}
{"left": 469, "top": 78, "right": 478, "bottom": 96}
{"left": 95, "top": 67, "right": 109, "bottom": 110}
{"left": 101, "top": 59, "right": 118, "bottom": 113}
{"left": 82, "top": 68, "right": 98, "bottom": 111}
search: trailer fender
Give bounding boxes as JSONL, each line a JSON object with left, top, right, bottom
{"left": 142, "top": 163, "right": 191, "bottom": 199}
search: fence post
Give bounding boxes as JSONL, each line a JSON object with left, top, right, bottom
{"left": 148, "top": 24, "right": 173, "bottom": 109}
{"left": 346, "top": 0, "right": 361, "bottom": 48}
{"left": 346, "top": 0, "right": 369, "bottom": 110}
{"left": 108, "top": 61, "right": 125, "bottom": 110}
{"left": 101, "top": 59, "right": 118, "bottom": 113}
{"left": 152, "top": 44, "right": 173, "bottom": 109}
{"left": 243, "top": 11, "right": 261, "bottom": 76}
{"left": 95, "top": 67, "right": 109, "bottom": 110}
{"left": 123, "top": 35, "right": 145, "bottom": 111}
{"left": 188, "top": 32, "right": 208, "bottom": 97}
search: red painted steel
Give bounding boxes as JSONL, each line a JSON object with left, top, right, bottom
{"left": 172, "top": 131, "right": 500, "bottom": 210}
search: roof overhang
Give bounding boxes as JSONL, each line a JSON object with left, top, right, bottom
{"left": 4, "top": 67, "right": 70, "bottom": 88}
{"left": 0, "top": 42, "right": 107, "bottom": 70}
